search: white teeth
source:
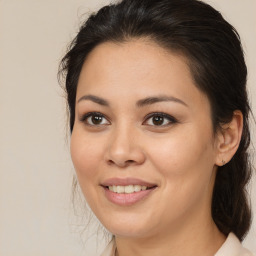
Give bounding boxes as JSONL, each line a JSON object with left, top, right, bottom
{"left": 117, "top": 186, "right": 125, "bottom": 193}
{"left": 108, "top": 185, "right": 149, "bottom": 194}
{"left": 142, "top": 186, "right": 147, "bottom": 191}
{"left": 134, "top": 185, "right": 141, "bottom": 192}
{"left": 124, "top": 185, "right": 134, "bottom": 193}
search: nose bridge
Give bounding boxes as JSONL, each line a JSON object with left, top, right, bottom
{"left": 110, "top": 121, "right": 136, "bottom": 155}
{"left": 105, "top": 120, "right": 145, "bottom": 167}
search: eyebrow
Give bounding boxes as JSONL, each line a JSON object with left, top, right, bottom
{"left": 77, "top": 94, "right": 188, "bottom": 108}
{"left": 77, "top": 95, "right": 109, "bottom": 106}
{"left": 136, "top": 95, "right": 188, "bottom": 108}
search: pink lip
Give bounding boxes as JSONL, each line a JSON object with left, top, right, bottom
{"left": 101, "top": 177, "right": 157, "bottom": 187}
{"left": 101, "top": 177, "right": 157, "bottom": 206}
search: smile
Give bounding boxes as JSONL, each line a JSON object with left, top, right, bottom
{"left": 101, "top": 178, "right": 157, "bottom": 206}
{"left": 108, "top": 185, "right": 148, "bottom": 194}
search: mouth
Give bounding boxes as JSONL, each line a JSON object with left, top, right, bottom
{"left": 104, "top": 184, "right": 157, "bottom": 194}
{"left": 101, "top": 178, "right": 158, "bottom": 205}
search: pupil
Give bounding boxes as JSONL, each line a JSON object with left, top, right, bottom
{"left": 92, "top": 115, "right": 102, "bottom": 124}
{"left": 153, "top": 116, "right": 164, "bottom": 125}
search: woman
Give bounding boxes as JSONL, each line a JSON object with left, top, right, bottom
{"left": 59, "top": 0, "right": 254, "bottom": 255}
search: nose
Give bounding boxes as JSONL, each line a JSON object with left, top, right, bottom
{"left": 104, "top": 126, "right": 146, "bottom": 168}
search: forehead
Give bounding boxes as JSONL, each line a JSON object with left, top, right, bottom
{"left": 79, "top": 39, "right": 191, "bottom": 86}
{"left": 77, "top": 39, "right": 209, "bottom": 110}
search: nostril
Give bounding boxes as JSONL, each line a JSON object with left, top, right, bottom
{"left": 105, "top": 145, "right": 146, "bottom": 167}
{"left": 107, "top": 159, "right": 135, "bottom": 167}
{"left": 107, "top": 159, "right": 115, "bottom": 165}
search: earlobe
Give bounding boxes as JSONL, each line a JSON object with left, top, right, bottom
{"left": 215, "top": 110, "right": 243, "bottom": 166}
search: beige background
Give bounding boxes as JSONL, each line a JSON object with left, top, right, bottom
{"left": 0, "top": 0, "right": 255, "bottom": 255}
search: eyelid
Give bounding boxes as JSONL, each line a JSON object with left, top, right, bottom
{"left": 79, "top": 112, "right": 111, "bottom": 125}
{"left": 143, "top": 112, "right": 178, "bottom": 126}
{"left": 79, "top": 111, "right": 177, "bottom": 127}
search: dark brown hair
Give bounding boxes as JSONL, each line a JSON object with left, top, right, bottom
{"left": 59, "top": 0, "right": 252, "bottom": 240}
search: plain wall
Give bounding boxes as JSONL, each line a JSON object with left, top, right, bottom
{"left": 0, "top": 0, "right": 255, "bottom": 255}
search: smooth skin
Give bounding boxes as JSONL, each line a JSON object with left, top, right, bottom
{"left": 71, "top": 39, "right": 243, "bottom": 256}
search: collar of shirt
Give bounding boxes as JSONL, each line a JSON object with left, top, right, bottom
{"left": 100, "top": 233, "right": 255, "bottom": 256}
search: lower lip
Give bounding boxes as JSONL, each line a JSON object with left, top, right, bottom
{"left": 103, "top": 187, "right": 156, "bottom": 206}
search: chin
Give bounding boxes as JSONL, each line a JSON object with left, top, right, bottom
{"left": 107, "top": 225, "right": 153, "bottom": 238}
{"left": 97, "top": 210, "right": 158, "bottom": 238}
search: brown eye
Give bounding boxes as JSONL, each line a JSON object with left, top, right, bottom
{"left": 91, "top": 115, "right": 104, "bottom": 125}
{"left": 143, "top": 113, "right": 177, "bottom": 126}
{"left": 152, "top": 116, "right": 164, "bottom": 125}
{"left": 80, "top": 112, "right": 110, "bottom": 126}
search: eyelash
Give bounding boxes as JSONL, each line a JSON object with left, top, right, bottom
{"left": 79, "top": 112, "right": 109, "bottom": 126}
{"left": 79, "top": 112, "right": 178, "bottom": 127}
{"left": 144, "top": 112, "right": 177, "bottom": 126}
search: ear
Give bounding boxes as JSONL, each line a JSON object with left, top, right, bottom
{"left": 215, "top": 110, "right": 243, "bottom": 166}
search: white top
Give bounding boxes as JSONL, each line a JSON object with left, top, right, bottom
{"left": 100, "top": 233, "right": 255, "bottom": 256}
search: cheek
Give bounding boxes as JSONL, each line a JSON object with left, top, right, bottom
{"left": 146, "top": 129, "right": 216, "bottom": 222}
{"left": 147, "top": 125, "right": 215, "bottom": 186}
{"left": 70, "top": 128, "right": 106, "bottom": 209}
{"left": 70, "top": 128, "right": 103, "bottom": 181}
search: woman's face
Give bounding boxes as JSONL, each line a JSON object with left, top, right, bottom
{"left": 71, "top": 39, "right": 220, "bottom": 239}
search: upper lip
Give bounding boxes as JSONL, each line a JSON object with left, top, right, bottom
{"left": 101, "top": 177, "right": 157, "bottom": 188}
